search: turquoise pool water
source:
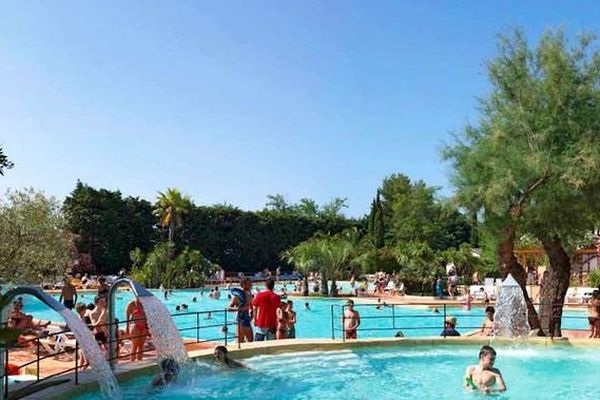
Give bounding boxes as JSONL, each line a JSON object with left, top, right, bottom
{"left": 73, "top": 344, "right": 600, "bottom": 399}
{"left": 13, "top": 287, "right": 590, "bottom": 340}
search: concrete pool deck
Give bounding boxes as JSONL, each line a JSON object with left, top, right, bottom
{"left": 11, "top": 335, "right": 600, "bottom": 400}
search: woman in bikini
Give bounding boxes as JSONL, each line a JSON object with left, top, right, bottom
{"left": 8, "top": 302, "right": 49, "bottom": 332}
{"left": 126, "top": 298, "right": 148, "bottom": 361}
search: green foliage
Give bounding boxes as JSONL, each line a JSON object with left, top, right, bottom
{"left": 131, "top": 243, "right": 218, "bottom": 288}
{"left": 63, "top": 182, "right": 358, "bottom": 275}
{"left": 367, "top": 191, "right": 385, "bottom": 248}
{"left": 438, "top": 243, "right": 486, "bottom": 283}
{"left": 443, "top": 29, "right": 600, "bottom": 334}
{"left": 263, "top": 193, "right": 348, "bottom": 220}
{"left": 589, "top": 269, "right": 600, "bottom": 289}
{"left": 380, "top": 174, "right": 437, "bottom": 244}
{"left": 283, "top": 228, "right": 361, "bottom": 295}
{"left": 477, "top": 231, "right": 501, "bottom": 277}
{"left": 184, "top": 205, "right": 356, "bottom": 273}
{"left": 377, "top": 174, "right": 472, "bottom": 250}
{"left": 358, "top": 246, "right": 399, "bottom": 275}
{"left": 445, "top": 29, "right": 600, "bottom": 245}
{"left": 394, "top": 241, "right": 442, "bottom": 294}
{"left": 63, "top": 181, "right": 156, "bottom": 274}
{"left": 0, "top": 147, "right": 14, "bottom": 176}
{"left": 0, "top": 188, "right": 70, "bottom": 284}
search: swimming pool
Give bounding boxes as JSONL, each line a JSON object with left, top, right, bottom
{"left": 13, "top": 287, "right": 590, "bottom": 340}
{"left": 71, "top": 343, "right": 600, "bottom": 399}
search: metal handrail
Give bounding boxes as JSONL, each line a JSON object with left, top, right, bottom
{"left": 330, "top": 301, "right": 591, "bottom": 341}
{"left": 1, "top": 308, "right": 238, "bottom": 398}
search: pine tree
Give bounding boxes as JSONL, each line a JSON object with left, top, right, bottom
{"left": 368, "top": 191, "right": 385, "bottom": 249}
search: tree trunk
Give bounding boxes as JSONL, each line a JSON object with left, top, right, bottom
{"left": 497, "top": 220, "right": 542, "bottom": 332}
{"left": 168, "top": 222, "right": 175, "bottom": 243}
{"left": 320, "top": 274, "right": 329, "bottom": 296}
{"left": 331, "top": 279, "right": 338, "bottom": 297}
{"left": 538, "top": 235, "right": 570, "bottom": 337}
{"left": 302, "top": 275, "right": 309, "bottom": 297}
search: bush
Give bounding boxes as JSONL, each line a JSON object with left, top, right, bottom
{"left": 590, "top": 269, "right": 600, "bottom": 289}
{"left": 130, "top": 243, "right": 219, "bottom": 289}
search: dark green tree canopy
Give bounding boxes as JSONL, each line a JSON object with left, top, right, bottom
{"left": 63, "top": 181, "right": 157, "bottom": 274}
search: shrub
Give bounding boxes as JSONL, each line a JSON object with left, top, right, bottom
{"left": 590, "top": 269, "right": 600, "bottom": 289}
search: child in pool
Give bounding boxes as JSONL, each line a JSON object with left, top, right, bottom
{"left": 151, "top": 357, "right": 180, "bottom": 388}
{"left": 213, "top": 345, "right": 247, "bottom": 369}
{"left": 464, "top": 345, "right": 506, "bottom": 394}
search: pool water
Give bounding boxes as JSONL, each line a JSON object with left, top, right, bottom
{"left": 14, "top": 287, "right": 590, "bottom": 340}
{"left": 72, "top": 344, "right": 600, "bottom": 399}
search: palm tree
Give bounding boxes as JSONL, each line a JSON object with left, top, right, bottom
{"left": 324, "top": 228, "right": 361, "bottom": 296}
{"left": 282, "top": 239, "right": 322, "bottom": 296}
{"left": 153, "top": 188, "right": 193, "bottom": 243}
{"left": 283, "top": 229, "right": 361, "bottom": 296}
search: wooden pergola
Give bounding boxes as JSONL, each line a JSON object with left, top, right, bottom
{"left": 514, "top": 246, "right": 599, "bottom": 285}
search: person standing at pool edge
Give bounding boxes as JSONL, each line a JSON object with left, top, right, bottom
{"left": 252, "top": 279, "right": 281, "bottom": 341}
{"left": 59, "top": 276, "right": 78, "bottom": 310}
{"left": 464, "top": 345, "right": 506, "bottom": 393}
{"left": 228, "top": 278, "right": 254, "bottom": 343}
{"left": 343, "top": 300, "right": 360, "bottom": 339}
{"left": 286, "top": 300, "right": 297, "bottom": 339}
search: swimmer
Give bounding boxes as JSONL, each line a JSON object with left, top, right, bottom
{"left": 395, "top": 330, "right": 404, "bottom": 338}
{"left": 213, "top": 345, "right": 246, "bottom": 369}
{"left": 464, "top": 345, "right": 506, "bottom": 393}
{"left": 192, "top": 297, "right": 197, "bottom": 302}
{"left": 432, "top": 308, "right": 440, "bottom": 314}
{"left": 304, "top": 302, "right": 310, "bottom": 311}
{"left": 175, "top": 305, "right": 181, "bottom": 312}
{"left": 205, "top": 312, "right": 212, "bottom": 319}
{"left": 481, "top": 306, "right": 495, "bottom": 336}
{"left": 181, "top": 303, "right": 188, "bottom": 310}
{"left": 151, "top": 357, "right": 180, "bottom": 388}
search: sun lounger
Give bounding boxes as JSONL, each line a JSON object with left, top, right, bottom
{"left": 565, "top": 287, "right": 594, "bottom": 304}
{"left": 38, "top": 326, "right": 77, "bottom": 360}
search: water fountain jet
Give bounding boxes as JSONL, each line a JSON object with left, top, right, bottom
{"left": 493, "top": 274, "right": 530, "bottom": 338}
{"left": 107, "top": 279, "right": 188, "bottom": 371}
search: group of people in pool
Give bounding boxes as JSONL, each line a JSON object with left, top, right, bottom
{"left": 151, "top": 341, "right": 506, "bottom": 394}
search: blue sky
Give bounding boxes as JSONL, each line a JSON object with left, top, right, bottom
{"left": 1, "top": 1, "right": 598, "bottom": 217}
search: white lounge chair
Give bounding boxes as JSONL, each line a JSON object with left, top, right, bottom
{"left": 38, "top": 326, "right": 77, "bottom": 360}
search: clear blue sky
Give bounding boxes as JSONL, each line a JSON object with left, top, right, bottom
{"left": 1, "top": 1, "right": 597, "bottom": 217}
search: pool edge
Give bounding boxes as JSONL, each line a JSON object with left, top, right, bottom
{"left": 26, "top": 336, "right": 600, "bottom": 400}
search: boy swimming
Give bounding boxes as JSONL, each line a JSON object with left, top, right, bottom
{"left": 151, "top": 357, "right": 180, "bottom": 388}
{"left": 464, "top": 345, "right": 506, "bottom": 393}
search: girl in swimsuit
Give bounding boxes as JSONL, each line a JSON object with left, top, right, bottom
{"left": 276, "top": 303, "right": 288, "bottom": 339}
{"left": 127, "top": 299, "right": 148, "bottom": 361}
